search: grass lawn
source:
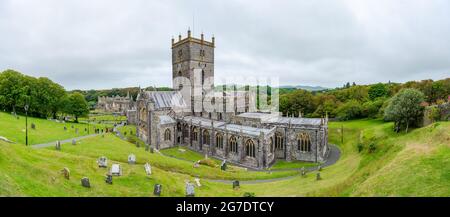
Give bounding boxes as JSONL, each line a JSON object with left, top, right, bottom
{"left": 79, "top": 114, "right": 127, "bottom": 122}
{"left": 1, "top": 115, "right": 449, "bottom": 197}
{"left": 0, "top": 112, "right": 106, "bottom": 145}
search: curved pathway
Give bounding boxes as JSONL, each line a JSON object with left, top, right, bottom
{"left": 31, "top": 134, "right": 99, "bottom": 149}
{"left": 206, "top": 145, "right": 341, "bottom": 184}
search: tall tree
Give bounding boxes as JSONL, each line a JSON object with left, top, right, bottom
{"left": 384, "top": 88, "right": 425, "bottom": 133}
{"left": 65, "top": 92, "right": 89, "bottom": 122}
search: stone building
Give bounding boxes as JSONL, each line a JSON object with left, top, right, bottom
{"left": 134, "top": 30, "right": 329, "bottom": 169}
{"left": 97, "top": 92, "right": 135, "bottom": 114}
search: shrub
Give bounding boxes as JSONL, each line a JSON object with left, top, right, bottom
{"left": 357, "top": 143, "right": 364, "bottom": 153}
{"left": 368, "top": 142, "right": 377, "bottom": 153}
{"left": 199, "top": 159, "right": 217, "bottom": 167}
{"left": 243, "top": 192, "right": 256, "bottom": 197}
{"left": 336, "top": 100, "right": 363, "bottom": 121}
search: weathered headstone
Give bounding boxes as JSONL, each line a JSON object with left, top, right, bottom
{"left": 128, "top": 154, "right": 136, "bottom": 164}
{"left": 220, "top": 160, "right": 227, "bottom": 171}
{"left": 61, "top": 167, "right": 70, "bottom": 180}
{"left": 144, "top": 163, "right": 152, "bottom": 175}
{"left": 194, "top": 178, "right": 201, "bottom": 187}
{"left": 72, "top": 139, "right": 76, "bottom": 145}
{"left": 55, "top": 141, "right": 61, "bottom": 150}
{"left": 185, "top": 182, "right": 195, "bottom": 197}
{"left": 153, "top": 184, "right": 162, "bottom": 196}
{"left": 111, "top": 164, "right": 122, "bottom": 176}
{"left": 316, "top": 172, "right": 321, "bottom": 181}
{"left": 97, "top": 156, "right": 108, "bottom": 168}
{"left": 31, "top": 123, "right": 36, "bottom": 130}
{"left": 105, "top": 174, "right": 113, "bottom": 184}
{"left": 301, "top": 167, "right": 306, "bottom": 177}
{"left": 233, "top": 180, "right": 240, "bottom": 189}
{"left": 193, "top": 161, "right": 200, "bottom": 168}
{"left": 81, "top": 177, "right": 90, "bottom": 188}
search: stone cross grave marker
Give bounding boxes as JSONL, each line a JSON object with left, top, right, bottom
{"left": 81, "top": 177, "right": 90, "bottom": 188}
{"left": 128, "top": 154, "right": 136, "bottom": 164}
{"left": 144, "top": 163, "right": 152, "bottom": 175}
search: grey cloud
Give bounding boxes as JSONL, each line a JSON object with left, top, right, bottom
{"left": 0, "top": 0, "right": 449, "bottom": 90}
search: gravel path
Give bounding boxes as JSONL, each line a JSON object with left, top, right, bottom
{"left": 31, "top": 134, "right": 99, "bottom": 149}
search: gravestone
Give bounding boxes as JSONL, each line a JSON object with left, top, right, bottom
{"left": 61, "top": 167, "right": 70, "bottom": 180}
{"left": 31, "top": 123, "right": 36, "bottom": 130}
{"left": 111, "top": 164, "right": 122, "bottom": 176}
{"left": 105, "top": 174, "right": 113, "bottom": 184}
{"left": 233, "top": 180, "right": 240, "bottom": 190}
{"left": 316, "top": 172, "right": 321, "bottom": 181}
{"left": 194, "top": 178, "right": 201, "bottom": 187}
{"left": 301, "top": 167, "right": 306, "bottom": 177}
{"left": 220, "top": 160, "right": 227, "bottom": 171}
{"left": 128, "top": 154, "right": 136, "bottom": 164}
{"left": 144, "top": 163, "right": 152, "bottom": 175}
{"left": 318, "top": 164, "right": 322, "bottom": 171}
{"left": 64, "top": 126, "right": 67, "bottom": 131}
{"left": 153, "top": 184, "right": 162, "bottom": 196}
{"left": 150, "top": 147, "right": 154, "bottom": 153}
{"left": 185, "top": 182, "right": 195, "bottom": 197}
{"left": 81, "top": 177, "right": 90, "bottom": 188}
{"left": 72, "top": 139, "right": 76, "bottom": 145}
{"left": 97, "top": 156, "right": 108, "bottom": 168}
{"left": 55, "top": 141, "right": 61, "bottom": 150}
{"left": 193, "top": 161, "right": 200, "bottom": 168}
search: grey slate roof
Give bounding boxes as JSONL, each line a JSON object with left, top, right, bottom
{"left": 144, "top": 91, "right": 187, "bottom": 109}
{"left": 159, "top": 115, "right": 176, "bottom": 125}
{"left": 237, "top": 112, "right": 323, "bottom": 126}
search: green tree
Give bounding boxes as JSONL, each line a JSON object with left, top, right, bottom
{"left": 384, "top": 88, "right": 425, "bottom": 133}
{"left": 0, "top": 70, "right": 26, "bottom": 114}
{"left": 336, "top": 100, "right": 363, "bottom": 121}
{"left": 368, "top": 83, "right": 388, "bottom": 100}
{"left": 65, "top": 92, "right": 89, "bottom": 122}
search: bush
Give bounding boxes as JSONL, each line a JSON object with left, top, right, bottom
{"left": 243, "top": 192, "right": 256, "bottom": 197}
{"left": 199, "top": 159, "right": 217, "bottom": 167}
{"left": 368, "top": 142, "right": 377, "bottom": 153}
{"left": 357, "top": 143, "right": 364, "bottom": 153}
{"left": 362, "top": 98, "right": 385, "bottom": 118}
{"left": 336, "top": 100, "right": 363, "bottom": 121}
{"left": 384, "top": 88, "right": 425, "bottom": 132}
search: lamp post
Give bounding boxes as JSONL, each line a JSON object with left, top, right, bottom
{"left": 24, "top": 104, "right": 29, "bottom": 146}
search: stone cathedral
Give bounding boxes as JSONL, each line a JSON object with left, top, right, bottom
{"left": 135, "top": 30, "right": 329, "bottom": 169}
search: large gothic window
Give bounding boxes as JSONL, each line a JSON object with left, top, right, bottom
{"left": 297, "top": 133, "right": 311, "bottom": 152}
{"left": 164, "top": 129, "right": 171, "bottom": 141}
{"left": 275, "top": 132, "right": 284, "bottom": 150}
{"left": 203, "top": 130, "right": 210, "bottom": 145}
{"left": 245, "top": 139, "right": 256, "bottom": 158}
{"left": 229, "top": 136, "right": 237, "bottom": 153}
{"left": 216, "top": 133, "right": 223, "bottom": 149}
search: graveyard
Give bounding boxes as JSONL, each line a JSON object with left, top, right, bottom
{"left": 1, "top": 111, "right": 449, "bottom": 196}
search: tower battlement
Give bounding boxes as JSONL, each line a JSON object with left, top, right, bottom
{"left": 172, "top": 29, "right": 215, "bottom": 48}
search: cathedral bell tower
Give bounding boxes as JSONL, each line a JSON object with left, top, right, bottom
{"left": 172, "top": 29, "right": 215, "bottom": 92}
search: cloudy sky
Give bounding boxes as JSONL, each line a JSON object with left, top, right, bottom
{"left": 0, "top": 0, "right": 449, "bottom": 90}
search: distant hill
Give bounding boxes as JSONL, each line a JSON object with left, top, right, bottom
{"left": 278, "top": 85, "right": 329, "bottom": 91}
